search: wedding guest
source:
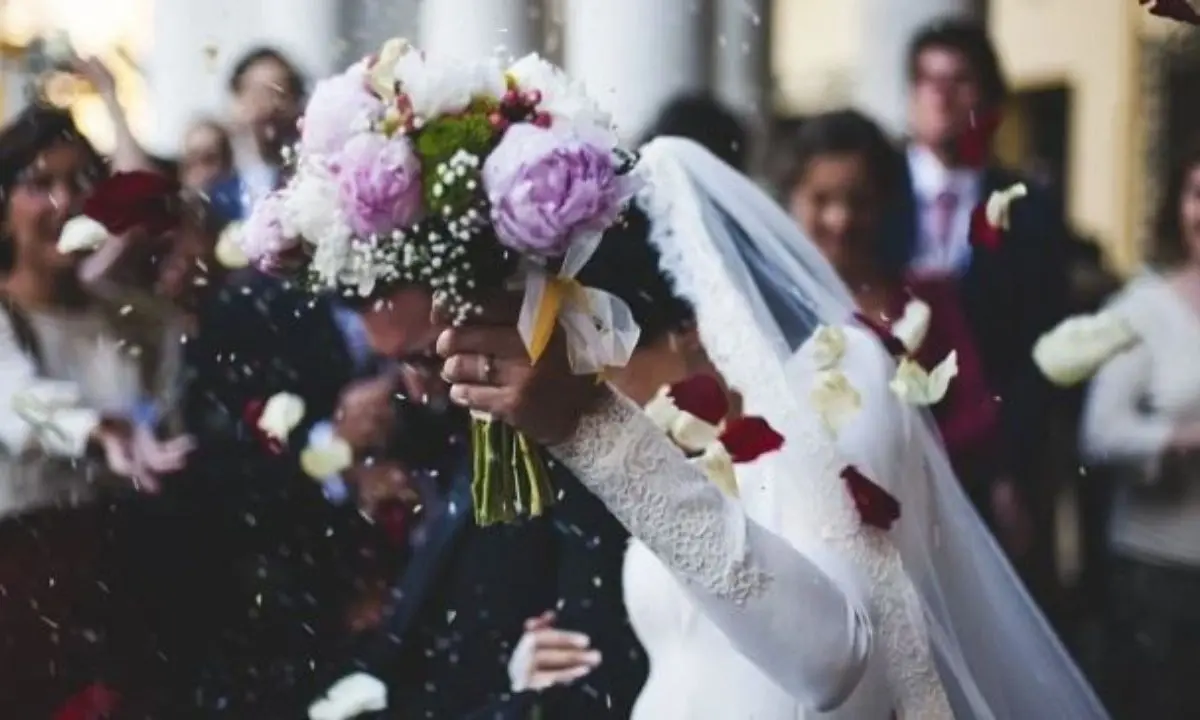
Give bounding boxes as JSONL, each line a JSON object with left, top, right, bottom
{"left": 179, "top": 117, "right": 234, "bottom": 191}
{"left": 1081, "top": 140, "right": 1200, "bottom": 719}
{"left": 641, "top": 93, "right": 749, "bottom": 172}
{"left": 781, "top": 110, "right": 999, "bottom": 485}
{"left": 0, "top": 105, "right": 188, "bottom": 716}
{"left": 890, "top": 19, "right": 1067, "bottom": 567}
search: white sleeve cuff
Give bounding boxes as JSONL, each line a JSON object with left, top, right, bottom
{"left": 40, "top": 407, "right": 101, "bottom": 458}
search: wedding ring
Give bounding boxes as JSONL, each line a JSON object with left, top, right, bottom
{"left": 482, "top": 354, "right": 496, "bottom": 385}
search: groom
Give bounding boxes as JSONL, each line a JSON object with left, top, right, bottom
{"left": 316, "top": 291, "right": 647, "bottom": 719}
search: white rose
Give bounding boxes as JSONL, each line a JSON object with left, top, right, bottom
{"left": 214, "top": 222, "right": 250, "bottom": 269}
{"left": 393, "top": 52, "right": 505, "bottom": 120}
{"left": 258, "top": 392, "right": 306, "bottom": 443}
{"left": 507, "top": 53, "right": 615, "bottom": 139}
{"left": 890, "top": 353, "right": 959, "bottom": 406}
{"left": 367, "top": 38, "right": 411, "bottom": 102}
{"left": 57, "top": 216, "right": 109, "bottom": 254}
{"left": 300, "top": 436, "right": 354, "bottom": 480}
{"left": 984, "top": 182, "right": 1028, "bottom": 231}
{"left": 308, "top": 673, "right": 387, "bottom": 720}
{"left": 809, "top": 325, "right": 847, "bottom": 370}
{"left": 693, "top": 443, "right": 739, "bottom": 497}
{"left": 810, "top": 369, "right": 862, "bottom": 434}
{"left": 1033, "top": 311, "right": 1138, "bottom": 387}
{"left": 668, "top": 411, "right": 721, "bottom": 453}
{"left": 643, "top": 387, "right": 682, "bottom": 431}
{"left": 891, "top": 299, "right": 932, "bottom": 354}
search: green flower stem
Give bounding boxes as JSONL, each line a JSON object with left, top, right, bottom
{"left": 470, "top": 416, "right": 554, "bottom": 526}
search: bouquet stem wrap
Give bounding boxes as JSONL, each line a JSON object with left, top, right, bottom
{"left": 469, "top": 238, "right": 640, "bottom": 526}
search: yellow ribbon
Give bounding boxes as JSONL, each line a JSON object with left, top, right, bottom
{"left": 527, "top": 275, "right": 586, "bottom": 364}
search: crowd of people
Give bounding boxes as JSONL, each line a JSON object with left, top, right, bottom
{"left": 0, "top": 12, "right": 1195, "bottom": 719}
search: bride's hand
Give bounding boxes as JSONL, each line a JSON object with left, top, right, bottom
{"left": 437, "top": 324, "right": 605, "bottom": 446}
{"left": 508, "top": 611, "right": 602, "bottom": 692}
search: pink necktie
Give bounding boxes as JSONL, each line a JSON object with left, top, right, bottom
{"left": 931, "top": 190, "right": 959, "bottom": 250}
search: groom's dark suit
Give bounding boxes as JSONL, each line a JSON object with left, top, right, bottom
{"left": 337, "top": 406, "right": 647, "bottom": 719}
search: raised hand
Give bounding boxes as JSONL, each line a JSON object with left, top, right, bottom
{"left": 508, "top": 611, "right": 602, "bottom": 692}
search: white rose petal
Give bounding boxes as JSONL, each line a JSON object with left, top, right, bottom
{"left": 308, "top": 672, "right": 387, "bottom": 720}
{"left": 668, "top": 410, "right": 722, "bottom": 453}
{"left": 43, "top": 31, "right": 74, "bottom": 65}
{"left": 366, "top": 37, "right": 411, "bottom": 102}
{"left": 393, "top": 52, "right": 505, "bottom": 120}
{"left": 643, "top": 387, "right": 682, "bottom": 431}
{"left": 984, "top": 182, "right": 1028, "bottom": 230}
{"left": 300, "top": 436, "right": 354, "bottom": 479}
{"left": 214, "top": 223, "right": 250, "bottom": 269}
{"left": 890, "top": 353, "right": 959, "bottom": 406}
{"left": 693, "top": 443, "right": 739, "bottom": 497}
{"left": 57, "top": 216, "right": 110, "bottom": 254}
{"left": 258, "top": 392, "right": 306, "bottom": 443}
{"left": 507, "top": 53, "right": 616, "bottom": 141}
{"left": 810, "top": 369, "right": 862, "bottom": 434}
{"left": 891, "top": 299, "right": 932, "bottom": 354}
{"left": 1033, "top": 311, "right": 1138, "bottom": 387}
{"left": 809, "top": 325, "right": 847, "bottom": 371}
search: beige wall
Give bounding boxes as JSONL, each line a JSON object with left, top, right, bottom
{"left": 771, "top": 0, "right": 860, "bottom": 114}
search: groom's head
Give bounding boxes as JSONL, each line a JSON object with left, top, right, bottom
{"left": 352, "top": 286, "right": 442, "bottom": 361}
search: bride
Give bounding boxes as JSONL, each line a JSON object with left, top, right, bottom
{"left": 489, "top": 138, "right": 1108, "bottom": 719}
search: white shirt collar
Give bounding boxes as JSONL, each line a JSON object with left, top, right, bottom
{"left": 907, "top": 144, "right": 981, "bottom": 202}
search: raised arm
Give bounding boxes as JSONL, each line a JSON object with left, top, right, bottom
{"left": 549, "top": 389, "right": 872, "bottom": 711}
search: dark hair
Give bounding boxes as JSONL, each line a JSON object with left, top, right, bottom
{"left": 641, "top": 93, "right": 749, "bottom": 171}
{"left": 907, "top": 18, "right": 1008, "bottom": 108}
{"left": 185, "top": 117, "right": 234, "bottom": 168}
{"left": 576, "top": 205, "right": 694, "bottom": 348}
{"left": 0, "top": 104, "right": 106, "bottom": 272}
{"left": 776, "top": 109, "right": 903, "bottom": 201}
{"left": 1151, "top": 137, "right": 1200, "bottom": 267}
{"left": 228, "top": 46, "right": 306, "bottom": 100}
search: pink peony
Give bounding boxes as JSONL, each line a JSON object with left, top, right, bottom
{"left": 482, "top": 124, "right": 633, "bottom": 258}
{"left": 239, "top": 191, "right": 296, "bottom": 261}
{"left": 335, "top": 133, "right": 423, "bottom": 237}
{"left": 300, "top": 64, "right": 383, "bottom": 156}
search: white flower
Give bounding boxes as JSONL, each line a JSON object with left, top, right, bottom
{"left": 57, "top": 216, "right": 109, "bottom": 254}
{"left": 258, "top": 392, "right": 306, "bottom": 443}
{"left": 300, "top": 436, "right": 354, "bottom": 479}
{"left": 809, "top": 325, "right": 847, "bottom": 370}
{"left": 43, "top": 31, "right": 74, "bottom": 65}
{"left": 308, "top": 672, "right": 387, "bottom": 720}
{"left": 1033, "top": 310, "right": 1138, "bottom": 387}
{"left": 392, "top": 51, "right": 506, "bottom": 120}
{"left": 693, "top": 443, "right": 739, "bottom": 497}
{"left": 891, "top": 299, "right": 932, "bottom": 354}
{"left": 214, "top": 222, "right": 250, "bottom": 269}
{"left": 507, "top": 53, "right": 615, "bottom": 140}
{"left": 668, "top": 411, "right": 721, "bottom": 453}
{"left": 643, "top": 387, "right": 682, "bottom": 431}
{"left": 984, "top": 182, "right": 1028, "bottom": 231}
{"left": 810, "top": 369, "right": 862, "bottom": 433}
{"left": 890, "top": 353, "right": 959, "bottom": 406}
{"left": 280, "top": 162, "right": 354, "bottom": 282}
{"left": 367, "top": 38, "right": 411, "bottom": 102}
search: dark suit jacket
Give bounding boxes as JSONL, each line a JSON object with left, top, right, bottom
{"left": 334, "top": 415, "right": 648, "bottom": 720}
{"left": 892, "top": 162, "right": 1068, "bottom": 485}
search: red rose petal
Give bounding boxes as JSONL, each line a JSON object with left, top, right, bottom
{"left": 668, "top": 374, "right": 730, "bottom": 425}
{"left": 82, "top": 170, "right": 182, "bottom": 236}
{"left": 852, "top": 312, "right": 907, "bottom": 358}
{"left": 969, "top": 204, "right": 1003, "bottom": 251}
{"left": 1141, "top": 0, "right": 1200, "bottom": 24}
{"left": 955, "top": 109, "right": 1001, "bottom": 168}
{"left": 719, "top": 415, "right": 784, "bottom": 463}
{"left": 842, "top": 465, "right": 901, "bottom": 531}
{"left": 53, "top": 682, "right": 120, "bottom": 720}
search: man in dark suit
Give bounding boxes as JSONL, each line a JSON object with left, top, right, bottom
{"left": 310, "top": 316, "right": 647, "bottom": 719}
{"left": 891, "top": 19, "right": 1068, "bottom": 584}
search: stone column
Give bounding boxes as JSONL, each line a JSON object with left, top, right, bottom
{"left": 855, "top": 0, "right": 981, "bottom": 136}
{"left": 418, "top": 0, "right": 536, "bottom": 62}
{"left": 713, "top": 0, "right": 768, "bottom": 121}
{"left": 563, "top": 0, "right": 707, "bottom": 142}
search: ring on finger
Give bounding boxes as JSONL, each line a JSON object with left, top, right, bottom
{"left": 481, "top": 354, "right": 496, "bottom": 385}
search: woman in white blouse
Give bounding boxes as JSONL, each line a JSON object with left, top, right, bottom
{"left": 0, "top": 105, "right": 189, "bottom": 713}
{"left": 1081, "top": 144, "right": 1200, "bottom": 719}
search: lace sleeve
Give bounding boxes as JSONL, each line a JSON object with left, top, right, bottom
{"left": 550, "top": 390, "right": 872, "bottom": 711}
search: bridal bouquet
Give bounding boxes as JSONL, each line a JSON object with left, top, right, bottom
{"left": 237, "top": 39, "right": 642, "bottom": 525}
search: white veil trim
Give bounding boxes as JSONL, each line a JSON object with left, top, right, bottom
{"left": 636, "top": 138, "right": 950, "bottom": 717}
{"left": 634, "top": 137, "right": 1108, "bottom": 719}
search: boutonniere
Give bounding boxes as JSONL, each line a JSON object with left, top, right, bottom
{"left": 1140, "top": 0, "right": 1200, "bottom": 25}
{"left": 808, "top": 325, "right": 863, "bottom": 433}
{"left": 970, "top": 182, "right": 1027, "bottom": 251}
{"left": 308, "top": 672, "right": 388, "bottom": 720}
{"left": 645, "top": 374, "right": 784, "bottom": 496}
{"left": 53, "top": 682, "right": 120, "bottom": 720}
{"left": 842, "top": 465, "right": 901, "bottom": 531}
{"left": 1033, "top": 309, "right": 1139, "bottom": 386}
{"left": 243, "top": 392, "right": 305, "bottom": 453}
{"left": 854, "top": 302, "right": 958, "bottom": 406}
